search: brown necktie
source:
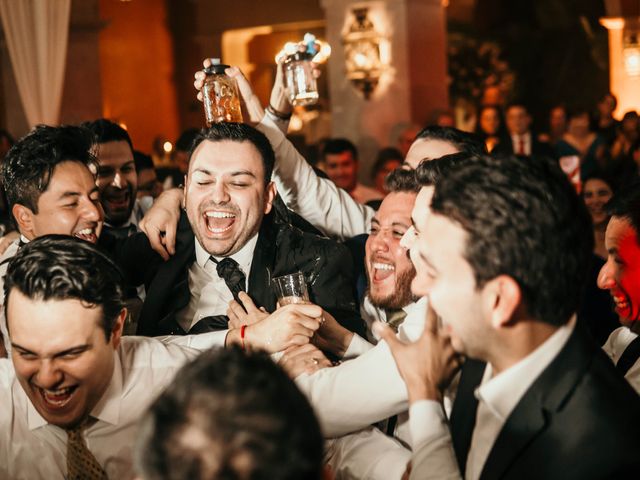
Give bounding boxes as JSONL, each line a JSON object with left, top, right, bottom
{"left": 66, "top": 418, "right": 108, "bottom": 480}
{"left": 517, "top": 136, "right": 526, "bottom": 155}
{"left": 385, "top": 308, "right": 407, "bottom": 333}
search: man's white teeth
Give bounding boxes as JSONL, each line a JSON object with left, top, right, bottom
{"left": 44, "top": 387, "right": 73, "bottom": 396}
{"left": 75, "top": 228, "right": 93, "bottom": 236}
{"left": 206, "top": 211, "right": 235, "bottom": 218}
{"left": 373, "top": 262, "right": 394, "bottom": 271}
{"left": 613, "top": 296, "right": 629, "bottom": 309}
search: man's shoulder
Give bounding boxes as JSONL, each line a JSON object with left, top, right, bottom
{"left": 274, "top": 222, "right": 351, "bottom": 259}
{"left": 117, "top": 336, "right": 198, "bottom": 368}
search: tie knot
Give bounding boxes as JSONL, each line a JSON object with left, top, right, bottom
{"left": 215, "top": 257, "right": 241, "bottom": 279}
{"left": 66, "top": 416, "right": 96, "bottom": 436}
{"left": 212, "top": 257, "right": 246, "bottom": 303}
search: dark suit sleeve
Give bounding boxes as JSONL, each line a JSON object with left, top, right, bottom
{"left": 303, "top": 238, "right": 366, "bottom": 337}
{"left": 98, "top": 231, "right": 162, "bottom": 288}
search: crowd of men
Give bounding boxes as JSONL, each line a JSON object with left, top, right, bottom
{"left": 0, "top": 63, "right": 639, "bottom": 480}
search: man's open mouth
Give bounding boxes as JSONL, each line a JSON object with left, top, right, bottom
{"left": 38, "top": 385, "right": 78, "bottom": 409}
{"left": 372, "top": 261, "right": 395, "bottom": 281}
{"left": 73, "top": 228, "right": 98, "bottom": 244}
{"left": 105, "top": 190, "right": 130, "bottom": 210}
{"left": 204, "top": 210, "right": 236, "bottom": 234}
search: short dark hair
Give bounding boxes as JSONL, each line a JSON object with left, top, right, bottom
{"left": 1, "top": 125, "right": 97, "bottom": 213}
{"left": 606, "top": 180, "right": 640, "bottom": 245}
{"left": 82, "top": 118, "right": 134, "bottom": 151}
{"left": 430, "top": 154, "right": 593, "bottom": 327}
{"left": 384, "top": 167, "right": 420, "bottom": 193}
{"left": 414, "top": 152, "right": 476, "bottom": 187}
{"left": 136, "top": 346, "right": 324, "bottom": 480}
{"left": 189, "top": 123, "right": 275, "bottom": 184}
{"left": 582, "top": 172, "right": 617, "bottom": 196}
{"left": 3, "top": 235, "right": 125, "bottom": 340}
{"left": 372, "top": 147, "right": 403, "bottom": 180}
{"left": 175, "top": 128, "right": 200, "bottom": 152}
{"left": 414, "top": 126, "right": 487, "bottom": 157}
{"left": 505, "top": 101, "right": 529, "bottom": 114}
{"left": 134, "top": 150, "right": 155, "bottom": 174}
{"left": 322, "top": 138, "right": 358, "bottom": 161}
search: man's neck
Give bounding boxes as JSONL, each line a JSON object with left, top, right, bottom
{"left": 486, "top": 319, "right": 563, "bottom": 375}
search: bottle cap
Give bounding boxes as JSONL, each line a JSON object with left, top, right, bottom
{"left": 285, "top": 51, "right": 313, "bottom": 63}
{"left": 203, "top": 58, "right": 230, "bottom": 75}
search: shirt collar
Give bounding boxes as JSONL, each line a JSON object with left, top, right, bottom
{"left": 194, "top": 232, "right": 258, "bottom": 276}
{"left": 26, "top": 352, "right": 121, "bottom": 430}
{"left": 475, "top": 315, "right": 576, "bottom": 422}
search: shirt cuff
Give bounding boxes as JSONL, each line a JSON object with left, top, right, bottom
{"left": 158, "top": 330, "right": 229, "bottom": 350}
{"left": 409, "top": 400, "right": 448, "bottom": 448}
{"left": 343, "top": 334, "right": 374, "bottom": 360}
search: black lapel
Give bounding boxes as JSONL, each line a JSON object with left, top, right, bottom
{"left": 450, "top": 359, "right": 486, "bottom": 473}
{"left": 479, "top": 324, "right": 596, "bottom": 480}
{"left": 247, "top": 214, "right": 278, "bottom": 313}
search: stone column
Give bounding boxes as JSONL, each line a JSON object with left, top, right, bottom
{"left": 321, "top": 0, "right": 448, "bottom": 179}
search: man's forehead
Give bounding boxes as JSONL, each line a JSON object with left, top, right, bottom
{"left": 405, "top": 139, "right": 459, "bottom": 168}
{"left": 607, "top": 216, "right": 639, "bottom": 248}
{"left": 189, "top": 139, "right": 263, "bottom": 174}
{"left": 97, "top": 140, "right": 133, "bottom": 163}
{"left": 47, "top": 161, "right": 95, "bottom": 190}
{"left": 376, "top": 192, "right": 416, "bottom": 222}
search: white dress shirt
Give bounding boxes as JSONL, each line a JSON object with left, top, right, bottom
{"left": 602, "top": 326, "right": 640, "bottom": 394}
{"left": 510, "top": 132, "right": 532, "bottom": 156}
{"left": 0, "top": 333, "right": 225, "bottom": 479}
{"left": 176, "top": 234, "right": 257, "bottom": 333}
{"left": 408, "top": 319, "right": 575, "bottom": 480}
{"left": 257, "top": 114, "right": 375, "bottom": 240}
{"left": 0, "top": 239, "right": 22, "bottom": 356}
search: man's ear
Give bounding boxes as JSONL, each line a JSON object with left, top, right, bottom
{"left": 12, "top": 204, "right": 35, "bottom": 238}
{"left": 482, "top": 275, "right": 521, "bottom": 329}
{"left": 110, "top": 308, "right": 127, "bottom": 349}
{"left": 264, "top": 181, "right": 277, "bottom": 215}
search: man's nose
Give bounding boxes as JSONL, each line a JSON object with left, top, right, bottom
{"left": 35, "top": 360, "right": 63, "bottom": 388}
{"left": 211, "top": 181, "right": 230, "bottom": 204}
{"left": 113, "top": 171, "right": 125, "bottom": 189}
{"left": 597, "top": 261, "right": 615, "bottom": 290}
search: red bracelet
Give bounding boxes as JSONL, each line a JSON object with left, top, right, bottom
{"left": 240, "top": 324, "right": 247, "bottom": 351}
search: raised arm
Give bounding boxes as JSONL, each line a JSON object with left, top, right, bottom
{"left": 194, "top": 63, "right": 375, "bottom": 239}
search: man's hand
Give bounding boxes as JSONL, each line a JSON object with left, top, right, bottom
{"left": 310, "top": 309, "right": 354, "bottom": 358}
{"left": 373, "top": 305, "right": 462, "bottom": 404}
{"left": 227, "top": 291, "right": 270, "bottom": 329}
{"left": 227, "top": 303, "right": 323, "bottom": 353}
{"left": 279, "top": 343, "right": 331, "bottom": 378}
{"left": 193, "top": 61, "right": 265, "bottom": 125}
{"left": 0, "top": 231, "right": 19, "bottom": 255}
{"left": 139, "top": 188, "right": 183, "bottom": 260}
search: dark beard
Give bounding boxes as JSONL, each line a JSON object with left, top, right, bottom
{"left": 366, "top": 265, "right": 418, "bottom": 310}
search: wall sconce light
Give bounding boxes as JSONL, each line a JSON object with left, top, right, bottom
{"left": 342, "top": 7, "right": 384, "bottom": 99}
{"left": 624, "top": 31, "right": 640, "bottom": 76}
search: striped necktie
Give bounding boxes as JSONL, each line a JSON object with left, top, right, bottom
{"left": 66, "top": 417, "right": 107, "bottom": 480}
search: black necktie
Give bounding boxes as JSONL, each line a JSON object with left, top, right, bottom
{"left": 616, "top": 335, "right": 640, "bottom": 376}
{"left": 214, "top": 257, "right": 246, "bottom": 303}
{"left": 188, "top": 257, "right": 247, "bottom": 334}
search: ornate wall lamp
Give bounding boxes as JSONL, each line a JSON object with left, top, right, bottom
{"left": 342, "top": 7, "right": 385, "bottom": 99}
{"left": 623, "top": 22, "right": 640, "bottom": 76}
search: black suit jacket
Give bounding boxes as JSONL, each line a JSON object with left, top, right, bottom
{"left": 132, "top": 212, "right": 363, "bottom": 337}
{"left": 449, "top": 324, "right": 640, "bottom": 479}
{"left": 492, "top": 134, "right": 556, "bottom": 160}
